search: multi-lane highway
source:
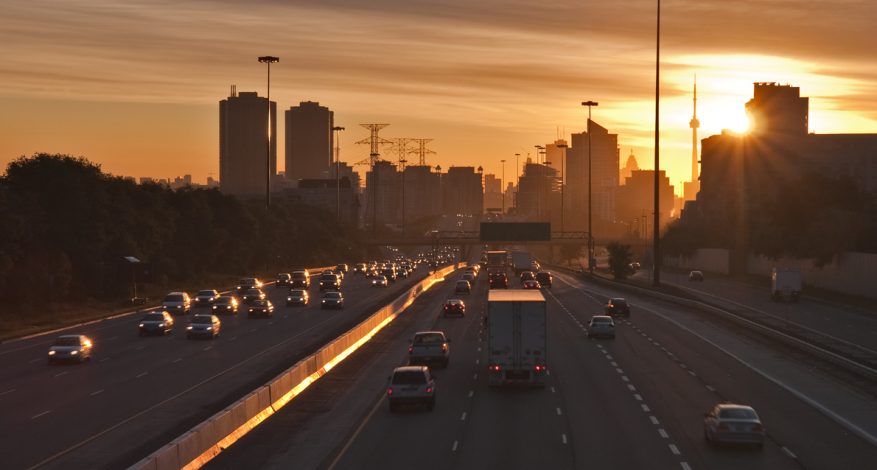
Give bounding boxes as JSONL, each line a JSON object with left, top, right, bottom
{"left": 208, "top": 268, "right": 877, "bottom": 470}
{"left": 0, "top": 266, "right": 438, "bottom": 470}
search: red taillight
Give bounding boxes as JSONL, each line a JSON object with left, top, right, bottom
{"left": 534, "top": 365, "right": 546, "bottom": 372}
{"left": 444, "top": 306, "right": 449, "bottom": 310}
{"left": 408, "top": 346, "right": 413, "bottom": 353}
{"left": 426, "top": 387, "right": 433, "bottom": 393}
{"left": 489, "top": 364, "right": 501, "bottom": 372}
{"left": 387, "top": 388, "right": 393, "bottom": 395}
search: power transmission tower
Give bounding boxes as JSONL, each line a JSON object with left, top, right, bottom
{"left": 412, "top": 138, "right": 436, "bottom": 165}
{"left": 356, "top": 124, "right": 393, "bottom": 235}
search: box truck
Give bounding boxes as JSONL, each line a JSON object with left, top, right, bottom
{"left": 771, "top": 267, "right": 802, "bottom": 302}
{"left": 487, "top": 289, "right": 547, "bottom": 387}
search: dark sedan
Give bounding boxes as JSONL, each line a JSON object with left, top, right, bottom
{"left": 248, "top": 299, "right": 275, "bottom": 317}
{"left": 605, "top": 298, "right": 630, "bottom": 317}
{"left": 212, "top": 295, "right": 239, "bottom": 314}
{"left": 241, "top": 288, "right": 267, "bottom": 304}
{"left": 138, "top": 311, "right": 174, "bottom": 336}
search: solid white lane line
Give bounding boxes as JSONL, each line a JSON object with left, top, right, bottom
{"left": 0, "top": 389, "right": 15, "bottom": 396}
{"left": 90, "top": 389, "right": 104, "bottom": 396}
{"left": 172, "top": 358, "right": 182, "bottom": 363}
{"left": 649, "top": 416, "right": 660, "bottom": 425}
{"left": 705, "top": 385, "right": 716, "bottom": 392}
{"left": 468, "top": 390, "right": 474, "bottom": 398}
{"left": 452, "top": 441, "right": 459, "bottom": 452}
{"left": 136, "top": 371, "right": 149, "bottom": 378}
{"left": 203, "top": 346, "right": 212, "bottom": 351}
{"left": 680, "top": 462, "right": 692, "bottom": 470}
{"left": 32, "top": 410, "right": 51, "bottom": 419}
{"left": 461, "top": 412, "right": 467, "bottom": 421}
{"left": 669, "top": 444, "right": 680, "bottom": 455}
{"left": 782, "top": 447, "right": 797, "bottom": 459}
{"left": 28, "top": 358, "right": 43, "bottom": 364}
{"left": 641, "top": 404, "right": 651, "bottom": 412}
{"left": 54, "top": 371, "right": 68, "bottom": 378}
{"left": 658, "top": 428, "right": 669, "bottom": 438}
{"left": 634, "top": 394, "right": 643, "bottom": 401}
{"left": 562, "top": 434, "right": 568, "bottom": 444}
{"left": 556, "top": 407, "right": 562, "bottom": 416}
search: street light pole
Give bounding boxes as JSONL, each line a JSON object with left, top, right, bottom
{"left": 535, "top": 145, "right": 545, "bottom": 219}
{"left": 557, "top": 143, "right": 568, "bottom": 233}
{"left": 258, "top": 55, "right": 279, "bottom": 210}
{"left": 400, "top": 158, "right": 407, "bottom": 236}
{"left": 582, "top": 100, "right": 599, "bottom": 273}
{"left": 332, "top": 126, "right": 345, "bottom": 222}
{"left": 500, "top": 159, "right": 506, "bottom": 215}
{"left": 653, "top": 0, "right": 662, "bottom": 287}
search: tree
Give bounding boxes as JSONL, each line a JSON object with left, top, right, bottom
{"left": 560, "top": 243, "right": 583, "bottom": 268}
{"left": 607, "top": 242, "right": 634, "bottom": 280}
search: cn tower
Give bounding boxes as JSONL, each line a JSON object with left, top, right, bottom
{"left": 689, "top": 75, "right": 700, "bottom": 184}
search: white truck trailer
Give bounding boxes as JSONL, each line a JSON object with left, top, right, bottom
{"left": 487, "top": 289, "right": 547, "bottom": 387}
{"left": 510, "top": 250, "right": 533, "bottom": 275}
{"left": 771, "top": 267, "right": 802, "bottom": 302}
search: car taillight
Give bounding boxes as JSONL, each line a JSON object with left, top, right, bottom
{"left": 489, "top": 364, "right": 501, "bottom": 372}
{"left": 441, "top": 343, "right": 448, "bottom": 352}
{"left": 426, "top": 387, "right": 433, "bottom": 393}
{"left": 444, "top": 306, "right": 449, "bottom": 310}
{"left": 408, "top": 346, "right": 413, "bottom": 353}
{"left": 534, "top": 365, "right": 546, "bottom": 372}
{"left": 387, "top": 388, "right": 393, "bottom": 395}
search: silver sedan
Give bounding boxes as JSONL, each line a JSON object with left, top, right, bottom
{"left": 703, "top": 403, "right": 765, "bottom": 448}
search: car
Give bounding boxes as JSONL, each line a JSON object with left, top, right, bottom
{"left": 353, "top": 263, "right": 367, "bottom": 274}
{"left": 286, "top": 289, "right": 309, "bottom": 306}
{"left": 520, "top": 271, "right": 536, "bottom": 283}
{"left": 461, "top": 272, "right": 476, "bottom": 284}
{"left": 336, "top": 263, "right": 349, "bottom": 274}
{"left": 48, "top": 335, "right": 93, "bottom": 364}
{"left": 387, "top": 365, "right": 436, "bottom": 412}
{"left": 319, "top": 273, "right": 341, "bottom": 291}
{"left": 275, "top": 273, "right": 292, "bottom": 288}
{"left": 381, "top": 267, "right": 398, "bottom": 282}
{"left": 241, "top": 288, "right": 266, "bottom": 304}
{"left": 372, "top": 275, "right": 389, "bottom": 287}
{"left": 290, "top": 270, "right": 310, "bottom": 288}
{"left": 488, "top": 272, "right": 509, "bottom": 289}
{"left": 248, "top": 299, "right": 275, "bottom": 317}
{"left": 587, "top": 315, "right": 616, "bottom": 339}
{"left": 443, "top": 299, "right": 465, "bottom": 317}
{"left": 689, "top": 270, "right": 705, "bottom": 282}
{"left": 535, "top": 272, "right": 553, "bottom": 288}
{"left": 522, "top": 279, "right": 541, "bottom": 289}
{"left": 162, "top": 292, "right": 191, "bottom": 314}
{"left": 235, "top": 277, "right": 263, "bottom": 295}
{"left": 703, "top": 404, "right": 765, "bottom": 448}
{"left": 194, "top": 289, "right": 220, "bottom": 306}
{"left": 605, "top": 298, "right": 630, "bottom": 317}
{"left": 408, "top": 331, "right": 450, "bottom": 367}
{"left": 139, "top": 311, "right": 174, "bottom": 336}
{"left": 321, "top": 291, "right": 345, "bottom": 309}
{"left": 212, "top": 295, "right": 239, "bottom": 314}
{"left": 186, "top": 314, "right": 221, "bottom": 339}
{"left": 454, "top": 280, "right": 471, "bottom": 294}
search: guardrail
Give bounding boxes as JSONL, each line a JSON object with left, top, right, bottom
{"left": 130, "top": 263, "right": 462, "bottom": 470}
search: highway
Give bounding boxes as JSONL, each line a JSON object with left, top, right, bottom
{"left": 208, "top": 268, "right": 877, "bottom": 470}
{"left": 0, "top": 266, "right": 437, "bottom": 470}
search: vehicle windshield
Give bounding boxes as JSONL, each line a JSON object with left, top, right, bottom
{"left": 197, "top": 290, "right": 215, "bottom": 296}
{"left": 413, "top": 333, "right": 445, "bottom": 344}
{"left": 239, "top": 279, "right": 256, "bottom": 286}
{"left": 163, "top": 294, "right": 184, "bottom": 302}
{"left": 289, "top": 290, "right": 305, "bottom": 296}
{"left": 277, "top": 273, "right": 290, "bottom": 279}
{"left": 251, "top": 300, "right": 267, "bottom": 306}
{"left": 719, "top": 408, "right": 758, "bottom": 420}
{"left": 244, "top": 289, "right": 260, "bottom": 295}
{"left": 612, "top": 299, "right": 627, "bottom": 306}
{"left": 324, "top": 293, "right": 342, "bottom": 299}
{"left": 53, "top": 337, "right": 80, "bottom": 346}
{"left": 143, "top": 313, "right": 165, "bottom": 321}
{"left": 191, "top": 316, "right": 213, "bottom": 324}
{"left": 592, "top": 317, "right": 612, "bottom": 324}
{"left": 292, "top": 272, "right": 307, "bottom": 279}
{"left": 392, "top": 371, "right": 427, "bottom": 385}
{"left": 215, "top": 297, "right": 232, "bottom": 304}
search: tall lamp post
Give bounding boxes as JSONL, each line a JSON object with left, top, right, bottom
{"left": 653, "top": 0, "right": 662, "bottom": 287}
{"left": 258, "top": 55, "right": 279, "bottom": 210}
{"left": 400, "top": 158, "right": 408, "bottom": 236}
{"left": 500, "top": 159, "right": 506, "bottom": 215}
{"left": 535, "top": 145, "right": 545, "bottom": 219}
{"left": 332, "top": 126, "right": 345, "bottom": 222}
{"left": 582, "top": 100, "right": 599, "bottom": 273}
{"left": 556, "top": 142, "right": 568, "bottom": 232}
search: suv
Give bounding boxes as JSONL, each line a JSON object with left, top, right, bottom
{"left": 408, "top": 331, "right": 450, "bottom": 368}
{"left": 275, "top": 273, "right": 292, "bottom": 288}
{"left": 139, "top": 311, "right": 174, "bottom": 336}
{"left": 489, "top": 272, "right": 508, "bottom": 289}
{"left": 235, "top": 278, "right": 263, "bottom": 296}
{"left": 535, "top": 272, "right": 553, "bottom": 288}
{"left": 605, "top": 298, "right": 630, "bottom": 317}
{"left": 290, "top": 270, "right": 310, "bottom": 288}
{"left": 319, "top": 273, "right": 341, "bottom": 291}
{"left": 443, "top": 299, "right": 465, "bottom": 317}
{"left": 162, "top": 292, "right": 191, "bottom": 314}
{"left": 387, "top": 366, "right": 436, "bottom": 412}
{"left": 520, "top": 271, "right": 536, "bottom": 283}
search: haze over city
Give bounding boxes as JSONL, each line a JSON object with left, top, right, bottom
{"left": 2, "top": 0, "right": 876, "bottom": 192}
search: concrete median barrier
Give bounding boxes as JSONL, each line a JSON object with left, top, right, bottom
{"left": 132, "top": 264, "right": 460, "bottom": 470}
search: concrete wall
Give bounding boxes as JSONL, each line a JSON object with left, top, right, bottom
{"left": 664, "top": 248, "right": 730, "bottom": 275}
{"left": 747, "top": 252, "right": 877, "bottom": 299}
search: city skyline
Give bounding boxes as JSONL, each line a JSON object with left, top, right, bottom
{"left": 2, "top": 1, "right": 876, "bottom": 194}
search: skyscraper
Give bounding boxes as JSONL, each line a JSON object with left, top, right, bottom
{"left": 746, "top": 82, "right": 809, "bottom": 136}
{"left": 285, "top": 101, "right": 334, "bottom": 184}
{"left": 442, "top": 167, "right": 483, "bottom": 217}
{"left": 566, "top": 121, "right": 619, "bottom": 230}
{"left": 219, "top": 88, "right": 276, "bottom": 197}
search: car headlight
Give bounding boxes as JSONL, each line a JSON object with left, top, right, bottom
{"left": 287, "top": 297, "right": 293, "bottom": 301}
{"left": 212, "top": 306, "right": 217, "bottom": 309}
{"left": 71, "top": 350, "right": 78, "bottom": 355}
{"left": 248, "top": 308, "right": 254, "bottom": 312}
{"left": 158, "top": 322, "right": 165, "bottom": 327}
{"left": 48, "top": 350, "right": 56, "bottom": 355}
{"left": 186, "top": 326, "right": 193, "bottom": 330}
{"left": 322, "top": 300, "right": 326, "bottom": 303}
{"left": 206, "top": 327, "right": 212, "bottom": 330}
{"left": 139, "top": 323, "right": 145, "bottom": 327}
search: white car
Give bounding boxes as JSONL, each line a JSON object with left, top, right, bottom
{"left": 162, "top": 292, "right": 191, "bottom": 314}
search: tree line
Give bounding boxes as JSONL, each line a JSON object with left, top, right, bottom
{"left": 0, "top": 153, "right": 363, "bottom": 311}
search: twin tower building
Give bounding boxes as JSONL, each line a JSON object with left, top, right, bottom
{"left": 219, "top": 87, "right": 338, "bottom": 197}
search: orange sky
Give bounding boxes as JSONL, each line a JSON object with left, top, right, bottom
{"left": 2, "top": 1, "right": 876, "bottom": 195}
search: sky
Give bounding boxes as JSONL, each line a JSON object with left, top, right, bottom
{"left": 2, "top": 0, "right": 876, "bottom": 195}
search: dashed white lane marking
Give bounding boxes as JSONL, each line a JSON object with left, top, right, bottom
{"left": 658, "top": 428, "right": 669, "bottom": 438}
{"left": 649, "top": 416, "right": 660, "bottom": 425}
{"left": 268, "top": 321, "right": 274, "bottom": 325}
{"left": 461, "top": 412, "right": 467, "bottom": 421}
{"left": 705, "top": 385, "right": 716, "bottom": 392}
{"left": 452, "top": 440, "right": 459, "bottom": 452}
{"left": 249, "top": 328, "right": 257, "bottom": 333}
{"left": 473, "top": 373, "right": 478, "bottom": 380}
{"left": 782, "top": 447, "right": 797, "bottom": 459}
{"left": 556, "top": 407, "right": 562, "bottom": 416}
{"left": 477, "top": 347, "right": 481, "bottom": 352}
{"left": 475, "top": 359, "right": 480, "bottom": 365}
{"left": 100, "top": 357, "right": 110, "bottom": 362}
{"left": 669, "top": 444, "right": 680, "bottom": 455}
{"left": 621, "top": 376, "right": 630, "bottom": 382}
{"left": 680, "top": 462, "right": 692, "bottom": 470}
{"left": 641, "top": 404, "right": 651, "bottom": 412}
{"left": 468, "top": 390, "right": 474, "bottom": 398}
{"left": 679, "top": 364, "right": 688, "bottom": 369}
{"left": 616, "top": 368, "right": 624, "bottom": 373}
{"left": 0, "top": 389, "right": 15, "bottom": 396}
{"left": 136, "top": 371, "right": 149, "bottom": 378}
{"left": 627, "top": 384, "right": 636, "bottom": 391}
{"left": 31, "top": 410, "right": 51, "bottom": 419}
{"left": 28, "top": 358, "right": 43, "bottom": 364}
{"left": 606, "top": 355, "right": 613, "bottom": 360}
{"left": 634, "top": 394, "right": 643, "bottom": 401}
{"left": 172, "top": 358, "right": 182, "bottom": 363}
{"left": 90, "top": 389, "right": 104, "bottom": 396}
{"left": 546, "top": 370, "right": 550, "bottom": 376}
{"left": 203, "top": 346, "right": 212, "bottom": 351}
{"left": 610, "top": 361, "right": 618, "bottom": 367}
{"left": 54, "top": 371, "right": 68, "bottom": 378}
{"left": 688, "top": 371, "right": 697, "bottom": 377}
{"left": 550, "top": 386, "right": 556, "bottom": 393}
{"left": 562, "top": 434, "right": 568, "bottom": 444}
{"left": 230, "top": 336, "right": 237, "bottom": 341}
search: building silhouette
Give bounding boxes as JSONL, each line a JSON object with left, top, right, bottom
{"left": 566, "top": 121, "right": 619, "bottom": 231}
{"left": 284, "top": 178, "right": 359, "bottom": 226}
{"left": 219, "top": 88, "right": 276, "bottom": 197}
{"left": 746, "top": 82, "right": 808, "bottom": 136}
{"left": 483, "top": 173, "right": 502, "bottom": 213}
{"left": 516, "top": 162, "right": 560, "bottom": 222}
{"left": 365, "top": 161, "right": 400, "bottom": 228}
{"left": 616, "top": 170, "right": 675, "bottom": 237}
{"left": 684, "top": 77, "right": 701, "bottom": 201}
{"left": 620, "top": 149, "right": 639, "bottom": 182}
{"left": 442, "top": 166, "right": 483, "bottom": 217}
{"left": 402, "top": 165, "right": 442, "bottom": 223}
{"left": 285, "top": 101, "right": 334, "bottom": 184}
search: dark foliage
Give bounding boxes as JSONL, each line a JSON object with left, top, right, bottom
{"left": 607, "top": 242, "right": 634, "bottom": 280}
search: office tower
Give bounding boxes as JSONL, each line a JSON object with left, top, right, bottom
{"left": 441, "top": 167, "right": 483, "bottom": 217}
{"left": 219, "top": 88, "right": 276, "bottom": 197}
{"left": 285, "top": 101, "right": 334, "bottom": 184}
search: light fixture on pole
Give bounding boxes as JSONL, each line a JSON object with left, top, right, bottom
{"left": 556, "top": 142, "right": 569, "bottom": 233}
{"left": 332, "top": 126, "right": 345, "bottom": 221}
{"left": 500, "top": 159, "right": 506, "bottom": 215}
{"left": 258, "top": 55, "right": 279, "bottom": 210}
{"left": 581, "top": 100, "right": 599, "bottom": 273}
